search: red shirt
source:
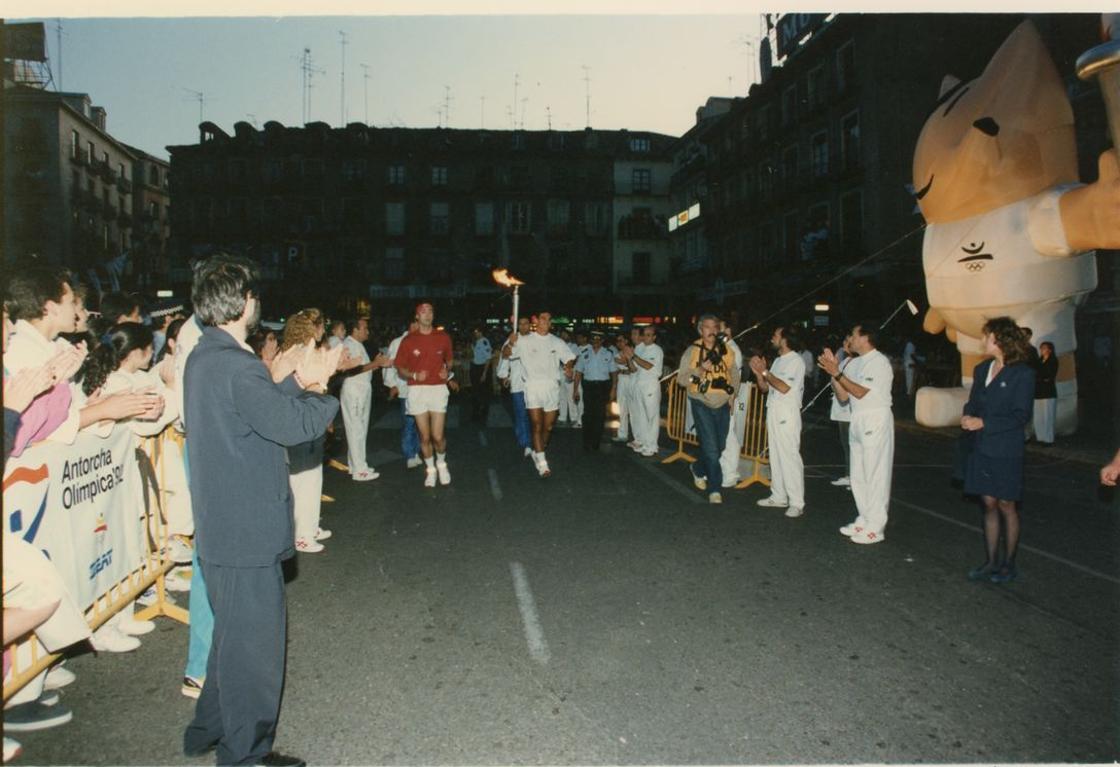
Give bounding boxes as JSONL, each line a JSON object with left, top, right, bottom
{"left": 394, "top": 329, "right": 453, "bottom": 386}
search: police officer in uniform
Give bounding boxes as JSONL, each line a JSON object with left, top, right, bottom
{"left": 573, "top": 329, "right": 618, "bottom": 450}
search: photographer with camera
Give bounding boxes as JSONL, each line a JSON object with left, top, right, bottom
{"left": 749, "top": 325, "right": 807, "bottom": 517}
{"left": 676, "top": 314, "right": 740, "bottom": 504}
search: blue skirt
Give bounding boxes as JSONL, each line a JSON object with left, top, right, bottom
{"left": 964, "top": 449, "right": 1024, "bottom": 502}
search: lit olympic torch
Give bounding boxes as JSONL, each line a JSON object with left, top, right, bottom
{"left": 491, "top": 268, "right": 526, "bottom": 328}
{"left": 1077, "top": 14, "right": 1120, "bottom": 153}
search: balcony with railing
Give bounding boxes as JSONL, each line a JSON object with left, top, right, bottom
{"left": 617, "top": 212, "right": 668, "bottom": 241}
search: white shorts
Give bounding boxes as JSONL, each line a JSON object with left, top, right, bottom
{"left": 524, "top": 379, "right": 560, "bottom": 412}
{"left": 406, "top": 384, "right": 449, "bottom": 415}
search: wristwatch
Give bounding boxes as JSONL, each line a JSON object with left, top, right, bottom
{"left": 833, "top": 372, "right": 843, "bottom": 382}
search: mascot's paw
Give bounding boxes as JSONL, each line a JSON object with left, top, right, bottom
{"left": 915, "top": 386, "right": 970, "bottom": 428}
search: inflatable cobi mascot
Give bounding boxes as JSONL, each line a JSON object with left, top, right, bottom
{"left": 913, "top": 20, "right": 1120, "bottom": 434}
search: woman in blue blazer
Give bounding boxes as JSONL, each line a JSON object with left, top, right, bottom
{"left": 960, "top": 317, "right": 1036, "bottom": 584}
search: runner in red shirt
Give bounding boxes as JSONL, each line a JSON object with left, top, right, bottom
{"left": 393, "top": 302, "right": 454, "bottom": 487}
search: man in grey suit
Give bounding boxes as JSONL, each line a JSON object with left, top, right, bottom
{"left": 182, "top": 255, "right": 339, "bottom": 767}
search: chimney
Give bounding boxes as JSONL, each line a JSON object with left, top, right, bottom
{"left": 91, "top": 106, "right": 107, "bottom": 132}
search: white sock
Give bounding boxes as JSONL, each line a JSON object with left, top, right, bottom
{"left": 436, "top": 452, "right": 447, "bottom": 464}
{"left": 424, "top": 456, "right": 435, "bottom": 469}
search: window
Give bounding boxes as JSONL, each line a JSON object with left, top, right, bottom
{"left": 386, "top": 202, "right": 406, "bottom": 236}
{"left": 781, "top": 86, "right": 798, "bottom": 125}
{"left": 150, "top": 164, "right": 161, "bottom": 185}
{"left": 549, "top": 133, "right": 566, "bottom": 151}
{"left": 118, "top": 163, "right": 126, "bottom": 180}
{"left": 632, "top": 169, "right": 652, "bottom": 195}
{"left": 511, "top": 165, "right": 531, "bottom": 189}
{"left": 632, "top": 252, "right": 651, "bottom": 285}
{"left": 474, "top": 202, "right": 494, "bottom": 235}
{"left": 511, "top": 132, "right": 525, "bottom": 150}
{"left": 431, "top": 166, "right": 448, "bottom": 186}
{"left": 756, "top": 105, "right": 771, "bottom": 141}
{"left": 739, "top": 115, "right": 751, "bottom": 141}
{"left": 758, "top": 160, "right": 775, "bottom": 201}
{"left": 837, "top": 41, "right": 856, "bottom": 95}
{"left": 584, "top": 201, "right": 607, "bottom": 235}
{"left": 841, "top": 111, "right": 861, "bottom": 171}
{"left": 302, "top": 159, "right": 323, "bottom": 177}
{"left": 101, "top": 150, "right": 109, "bottom": 166}
{"left": 387, "top": 164, "right": 406, "bottom": 185}
{"left": 87, "top": 141, "right": 95, "bottom": 163}
{"left": 547, "top": 199, "right": 570, "bottom": 230}
{"left": 71, "top": 170, "right": 80, "bottom": 192}
{"left": 811, "top": 132, "right": 830, "bottom": 177}
{"left": 342, "top": 159, "right": 366, "bottom": 181}
{"left": 803, "top": 203, "right": 830, "bottom": 261}
{"left": 509, "top": 201, "right": 532, "bottom": 234}
{"left": 70, "top": 130, "right": 80, "bottom": 159}
{"left": 429, "top": 202, "right": 449, "bottom": 234}
{"left": 807, "top": 65, "right": 827, "bottom": 109}
{"left": 263, "top": 159, "right": 281, "bottom": 183}
{"left": 229, "top": 159, "right": 248, "bottom": 181}
{"left": 385, "top": 247, "right": 404, "bottom": 280}
{"left": 840, "top": 191, "right": 863, "bottom": 253}
{"left": 629, "top": 137, "right": 651, "bottom": 153}
{"left": 782, "top": 146, "right": 799, "bottom": 184}
{"left": 118, "top": 196, "right": 126, "bottom": 214}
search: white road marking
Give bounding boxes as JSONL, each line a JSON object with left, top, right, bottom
{"left": 509, "top": 561, "right": 551, "bottom": 665}
{"left": 487, "top": 468, "right": 503, "bottom": 501}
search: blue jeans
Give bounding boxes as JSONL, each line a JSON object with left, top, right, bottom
{"left": 511, "top": 391, "right": 530, "bottom": 449}
{"left": 690, "top": 399, "right": 730, "bottom": 494}
{"left": 183, "top": 441, "right": 214, "bottom": 681}
{"left": 400, "top": 398, "right": 419, "bottom": 459}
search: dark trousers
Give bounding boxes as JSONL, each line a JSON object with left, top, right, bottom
{"left": 470, "top": 364, "right": 490, "bottom": 422}
{"left": 184, "top": 559, "right": 287, "bottom": 766}
{"left": 511, "top": 391, "right": 530, "bottom": 449}
{"left": 582, "top": 380, "right": 611, "bottom": 449}
{"left": 691, "top": 399, "right": 730, "bottom": 493}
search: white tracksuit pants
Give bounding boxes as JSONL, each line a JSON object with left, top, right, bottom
{"left": 616, "top": 376, "right": 635, "bottom": 440}
{"left": 340, "top": 380, "right": 372, "bottom": 475}
{"left": 290, "top": 464, "right": 324, "bottom": 543}
{"left": 766, "top": 404, "right": 804, "bottom": 508}
{"left": 848, "top": 408, "right": 894, "bottom": 535}
{"left": 632, "top": 378, "right": 661, "bottom": 450}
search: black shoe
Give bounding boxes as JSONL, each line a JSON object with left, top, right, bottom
{"left": 966, "top": 562, "right": 997, "bottom": 581}
{"left": 257, "top": 753, "right": 306, "bottom": 767}
{"left": 3, "top": 700, "right": 73, "bottom": 732}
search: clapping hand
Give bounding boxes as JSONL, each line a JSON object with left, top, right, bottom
{"left": 748, "top": 355, "right": 767, "bottom": 375}
{"left": 134, "top": 387, "right": 165, "bottom": 421}
{"left": 818, "top": 348, "right": 840, "bottom": 377}
{"left": 335, "top": 348, "right": 357, "bottom": 372}
{"left": 3, "top": 365, "right": 56, "bottom": 413}
{"left": 372, "top": 352, "right": 391, "bottom": 369}
{"left": 270, "top": 343, "right": 303, "bottom": 383}
{"left": 296, "top": 341, "right": 344, "bottom": 390}
{"left": 47, "top": 343, "right": 88, "bottom": 384}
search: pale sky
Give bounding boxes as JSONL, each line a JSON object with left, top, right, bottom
{"left": 16, "top": 15, "right": 768, "bottom": 160}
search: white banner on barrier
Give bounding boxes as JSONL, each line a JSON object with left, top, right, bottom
{"left": 3, "top": 426, "right": 145, "bottom": 610}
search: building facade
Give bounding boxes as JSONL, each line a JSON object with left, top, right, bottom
{"left": 122, "top": 145, "right": 172, "bottom": 292}
{"left": 4, "top": 85, "right": 137, "bottom": 285}
{"left": 166, "top": 124, "right": 675, "bottom": 322}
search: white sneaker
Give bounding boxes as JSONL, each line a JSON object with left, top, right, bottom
{"left": 536, "top": 457, "right": 551, "bottom": 478}
{"left": 167, "top": 536, "right": 194, "bottom": 564}
{"left": 640, "top": 448, "right": 657, "bottom": 457}
{"left": 118, "top": 616, "right": 155, "bottom": 636}
{"left": 628, "top": 440, "right": 642, "bottom": 452}
{"left": 839, "top": 523, "right": 862, "bottom": 537}
{"left": 850, "top": 529, "right": 885, "bottom": 545}
{"left": 831, "top": 477, "right": 851, "bottom": 487}
{"left": 90, "top": 627, "right": 140, "bottom": 653}
{"left": 756, "top": 496, "right": 788, "bottom": 508}
{"left": 295, "top": 538, "right": 325, "bottom": 553}
{"left": 436, "top": 461, "right": 451, "bottom": 486}
{"left": 44, "top": 665, "right": 76, "bottom": 691}
{"left": 314, "top": 527, "right": 332, "bottom": 541}
{"left": 353, "top": 469, "right": 380, "bottom": 481}
{"left": 423, "top": 467, "right": 437, "bottom": 488}
{"left": 708, "top": 492, "right": 723, "bottom": 504}
{"left": 164, "top": 571, "right": 192, "bottom": 592}
{"left": 406, "top": 456, "right": 423, "bottom": 469}
{"left": 523, "top": 446, "right": 533, "bottom": 458}
{"left": 4, "top": 736, "right": 22, "bottom": 762}
{"left": 784, "top": 506, "right": 805, "bottom": 518}
{"left": 573, "top": 422, "right": 582, "bottom": 429}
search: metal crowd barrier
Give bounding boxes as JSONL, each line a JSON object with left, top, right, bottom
{"left": 659, "top": 380, "right": 771, "bottom": 489}
{"left": 2, "top": 429, "right": 188, "bottom": 703}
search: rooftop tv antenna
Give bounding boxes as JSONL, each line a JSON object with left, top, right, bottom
{"left": 513, "top": 73, "right": 520, "bottom": 127}
{"left": 55, "top": 19, "right": 68, "bottom": 90}
{"left": 360, "top": 63, "right": 370, "bottom": 124}
{"left": 182, "top": 87, "right": 208, "bottom": 123}
{"left": 480, "top": 95, "right": 486, "bottom": 128}
{"left": 299, "top": 47, "right": 326, "bottom": 125}
{"left": 339, "top": 31, "right": 348, "bottom": 126}
{"left": 581, "top": 65, "right": 591, "bottom": 127}
{"left": 444, "top": 85, "right": 453, "bottom": 128}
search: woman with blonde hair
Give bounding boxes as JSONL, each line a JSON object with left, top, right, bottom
{"left": 961, "top": 317, "right": 1036, "bottom": 584}
{"left": 278, "top": 309, "right": 333, "bottom": 552}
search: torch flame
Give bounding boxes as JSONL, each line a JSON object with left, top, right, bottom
{"left": 491, "top": 268, "right": 525, "bottom": 287}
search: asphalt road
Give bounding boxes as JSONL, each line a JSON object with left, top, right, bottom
{"left": 17, "top": 394, "right": 1119, "bottom": 765}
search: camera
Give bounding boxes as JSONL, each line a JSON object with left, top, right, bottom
{"left": 689, "top": 336, "right": 734, "bottom": 394}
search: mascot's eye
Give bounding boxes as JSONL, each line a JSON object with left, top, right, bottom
{"left": 973, "top": 117, "right": 1000, "bottom": 136}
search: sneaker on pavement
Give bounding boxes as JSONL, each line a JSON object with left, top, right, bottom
{"left": 314, "top": 527, "right": 332, "bottom": 541}
{"left": 690, "top": 468, "right": 707, "bottom": 492}
{"left": 3, "top": 736, "right": 22, "bottom": 762}
{"left": 850, "top": 529, "right": 885, "bottom": 545}
{"left": 352, "top": 469, "right": 380, "bottom": 481}
{"left": 523, "top": 446, "right": 533, "bottom": 458}
{"left": 118, "top": 617, "right": 155, "bottom": 636}
{"left": 90, "top": 627, "right": 141, "bottom": 653}
{"left": 839, "top": 523, "right": 863, "bottom": 537}
{"left": 423, "top": 467, "right": 437, "bottom": 488}
{"left": 756, "top": 496, "right": 788, "bottom": 508}
{"left": 406, "top": 456, "right": 423, "bottom": 469}
{"left": 830, "top": 477, "right": 851, "bottom": 487}
{"left": 628, "top": 440, "right": 642, "bottom": 451}
{"left": 784, "top": 506, "right": 805, "bottom": 518}
{"left": 2, "top": 701, "right": 72, "bottom": 732}
{"left": 436, "top": 462, "right": 451, "bottom": 486}
{"left": 572, "top": 422, "right": 582, "bottom": 429}
{"left": 708, "top": 492, "right": 723, "bottom": 504}
{"left": 165, "top": 570, "right": 192, "bottom": 592}
{"left": 44, "top": 665, "right": 76, "bottom": 691}
{"left": 295, "top": 538, "right": 324, "bottom": 553}
{"left": 137, "top": 585, "right": 177, "bottom": 607}
{"left": 536, "top": 458, "right": 551, "bottom": 478}
{"left": 181, "top": 676, "right": 204, "bottom": 699}
{"left": 640, "top": 448, "right": 657, "bottom": 457}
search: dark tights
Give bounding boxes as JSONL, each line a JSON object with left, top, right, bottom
{"left": 980, "top": 495, "right": 1020, "bottom": 569}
